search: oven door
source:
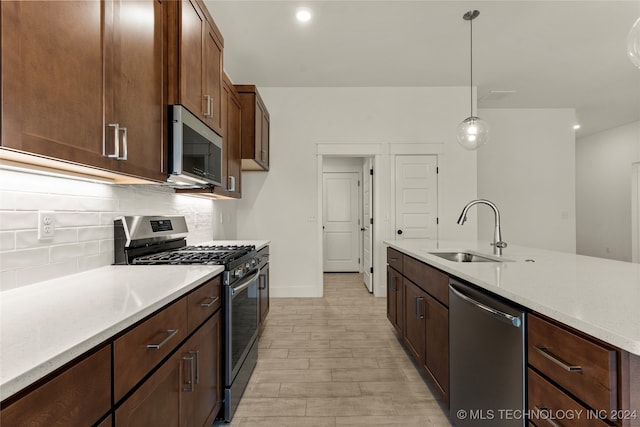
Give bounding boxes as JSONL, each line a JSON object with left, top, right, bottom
{"left": 225, "top": 268, "right": 259, "bottom": 385}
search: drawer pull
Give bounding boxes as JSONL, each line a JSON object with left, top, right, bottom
{"left": 200, "top": 296, "right": 220, "bottom": 308}
{"left": 535, "top": 346, "right": 582, "bottom": 372}
{"left": 390, "top": 257, "right": 398, "bottom": 262}
{"left": 146, "top": 329, "right": 179, "bottom": 350}
{"left": 534, "top": 406, "right": 563, "bottom": 427}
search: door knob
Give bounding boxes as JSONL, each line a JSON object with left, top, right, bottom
{"left": 397, "top": 229, "right": 403, "bottom": 235}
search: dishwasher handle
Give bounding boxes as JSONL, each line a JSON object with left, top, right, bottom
{"left": 449, "top": 284, "right": 522, "bottom": 328}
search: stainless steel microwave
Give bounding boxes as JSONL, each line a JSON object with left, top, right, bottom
{"left": 169, "top": 105, "right": 223, "bottom": 187}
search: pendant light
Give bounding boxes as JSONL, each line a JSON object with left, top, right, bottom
{"left": 457, "top": 10, "right": 490, "bottom": 150}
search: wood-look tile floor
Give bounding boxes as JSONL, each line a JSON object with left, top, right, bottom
{"left": 227, "top": 273, "right": 453, "bottom": 426}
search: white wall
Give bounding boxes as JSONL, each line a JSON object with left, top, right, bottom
{"left": 0, "top": 168, "right": 237, "bottom": 291}
{"left": 576, "top": 120, "right": 640, "bottom": 261}
{"left": 236, "top": 86, "right": 478, "bottom": 297}
{"left": 477, "top": 108, "right": 577, "bottom": 253}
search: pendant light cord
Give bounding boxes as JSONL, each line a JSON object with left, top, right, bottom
{"left": 470, "top": 15, "right": 473, "bottom": 117}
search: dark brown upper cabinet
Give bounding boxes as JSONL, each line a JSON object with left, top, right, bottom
{"left": 0, "top": 0, "right": 167, "bottom": 182}
{"left": 235, "top": 85, "right": 270, "bottom": 171}
{"left": 168, "top": 0, "right": 223, "bottom": 137}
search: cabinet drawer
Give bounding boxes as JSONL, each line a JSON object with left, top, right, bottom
{"left": 528, "top": 368, "right": 610, "bottom": 427}
{"left": 528, "top": 314, "right": 617, "bottom": 415}
{"left": 403, "top": 255, "right": 449, "bottom": 306}
{"left": 1, "top": 346, "right": 111, "bottom": 427}
{"left": 114, "top": 298, "right": 188, "bottom": 402}
{"left": 387, "top": 247, "right": 403, "bottom": 273}
{"left": 187, "top": 275, "right": 222, "bottom": 334}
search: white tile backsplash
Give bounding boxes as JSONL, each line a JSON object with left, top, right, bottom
{"left": 0, "top": 168, "right": 237, "bottom": 290}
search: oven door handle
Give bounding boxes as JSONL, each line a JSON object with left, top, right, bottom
{"left": 230, "top": 269, "right": 260, "bottom": 296}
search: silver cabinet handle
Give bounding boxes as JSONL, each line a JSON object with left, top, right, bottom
{"left": 183, "top": 354, "right": 195, "bottom": 392}
{"left": 106, "top": 123, "right": 120, "bottom": 159}
{"left": 390, "top": 257, "right": 398, "bottom": 262}
{"left": 204, "top": 95, "right": 212, "bottom": 117}
{"left": 200, "top": 296, "right": 219, "bottom": 308}
{"left": 534, "top": 406, "right": 563, "bottom": 427}
{"left": 449, "top": 284, "right": 522, "bottom": 328}
{"left": 105, "top": 124, "right": 127, "bottom": 160}
{"left": 534, "top": 346, "right": 582, "bottom": 372}
{"left": 118, "top": 127, "right": 128, "bottom": 160}
{"left": 389, "top": 275, "right": 396, "bottom": 292}
{"left": 189, "top": 350, "right": 200, "bottom": 385}
{"left": 146, "top": 329, "right": 179, "bottom": 350}
{"left": 414, "top": 296, "right": 424, "bottom": 319}
{"left": 228, "top": 175, "right": 236, "bottom": 192}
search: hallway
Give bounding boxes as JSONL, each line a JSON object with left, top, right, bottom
{"left": 228, "top": 273, "right": 452, "bottom": 426}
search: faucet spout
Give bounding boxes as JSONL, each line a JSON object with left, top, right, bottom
{"left": 456, "top": 199, "right": 507, "bottom": 255}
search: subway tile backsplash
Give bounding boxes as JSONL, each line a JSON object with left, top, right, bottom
{"left": 0, "top": 168, "right": 237, "bottom": 291}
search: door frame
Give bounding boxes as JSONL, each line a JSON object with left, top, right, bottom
{"left": 316, "top": 141, "right": 445, "bottom": 297}
{"left": 317, "top": 144, "right": 384, "bottom": 297}
{"left": 633, "top": 162, "right": 640, "bottom": 263}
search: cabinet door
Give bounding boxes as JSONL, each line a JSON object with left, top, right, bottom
{"left": 203, "top": 22, "right": 223, "bottom": 134}
{"left": 259, "top": 263, "right": 270, "bottom": 325}
{"left": 403, "top": 280, "right": 426, "bottom": 363}
{"left": 115, "top": 351, "right": 187, "bottom": 427}
{"left": 185, "top": 311, "right": 222, "bottom": 427}
{"left": 0, "top": 1, "right": 109, "bottom": 169}
{"left": 105, "top": 0, "right": 166, "bottom": 181}
{"left": 424, "top": 293, "right": 449, "bottom": 404}
{"left": 226, "top": 80, "right": 242, "bottom": 197}
{"left": 0, "top": 346, "right": 111, "bottom": 427}
{"left": 178, "top": 0, "right": 205, "bottom": 118}
{"left": 387, "top": 266, "right": 400, "bottom": 333}
{"left": 215, "top": 74, "right": 242, "bottom": 198}
{"left": 259, "top": 104, "right": 270, "bottom": 169}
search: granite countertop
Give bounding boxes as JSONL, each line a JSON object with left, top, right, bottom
{"left": 385, "top": 239, "right": 640, "bottom": 356}
{"left": 0, "top": 264, "right": 224, "bottom": 402}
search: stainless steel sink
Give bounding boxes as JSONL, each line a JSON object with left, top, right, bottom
{"left": 428, "top": 251, "right": 499, "bottom": 262}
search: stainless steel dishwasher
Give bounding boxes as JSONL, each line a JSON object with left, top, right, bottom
{"left": 449, "top": 279, "right": 526, "bottom": 427}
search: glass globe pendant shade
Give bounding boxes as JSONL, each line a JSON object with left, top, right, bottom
{"left": 457, "top": 116, "right": 490, "bottom": 150}
{"left": 628, "top": 17, "right": 640, "bottom": 69}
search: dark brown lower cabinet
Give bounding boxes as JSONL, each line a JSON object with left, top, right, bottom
{"left": 115, "top": 311, "right": 222, "bottom": 427}
{"left": 386, "top": 265, "right": 403, "bottom": 335}
{"left": 259, "top": 262, "right": 270, "bottom": 325}
{"left": 423, "top": 293, "right": 449, "bottom": 405}
{"left": 403, "top": 279, "right": 427, "bottom": 363}
{"left": 115, "top": 350, "right": 186, "bottom": 427}
{"left": 387, "top": 247, "right": 450, "bottom": 406}
{"left": 0, "top": 346, "right": 111, "bottom": 427}
{"left": 185, "top": 311, "right": 222, "bottom": 427}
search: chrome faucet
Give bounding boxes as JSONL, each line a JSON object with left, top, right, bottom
{"left": 457, "top": 199, "right": 508, "bottom": 255}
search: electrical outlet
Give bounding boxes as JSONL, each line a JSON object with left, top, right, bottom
{"left": 38, "top": 210, "right": 56, "bottom": 240}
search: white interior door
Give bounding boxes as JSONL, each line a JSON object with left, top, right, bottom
{"left": 395, "top": 155, "right": 438, "bottom": 239}
{"left": 323, "top": 172, "right": 360, "bottom": 272}
{"left": 363, "top": 158, "right": 373, "bottom": 292}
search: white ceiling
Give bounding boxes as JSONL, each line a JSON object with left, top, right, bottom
{"left": 205, "top": 0, "right": 640, "bottom": 137}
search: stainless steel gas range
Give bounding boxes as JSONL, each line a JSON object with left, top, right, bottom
{"left": 114, "top": 215, "right": 260, "bottom": 422}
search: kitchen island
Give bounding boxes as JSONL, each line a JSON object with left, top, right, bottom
{"left": 386, "top": 238, "right": 640, "bottom": 426}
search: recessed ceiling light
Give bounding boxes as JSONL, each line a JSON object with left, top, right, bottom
{"left": 573, "top": 124, "right": 581, "bottom": 130}
{"left": 296, "top": 8, "right": 312, "bottom": 23}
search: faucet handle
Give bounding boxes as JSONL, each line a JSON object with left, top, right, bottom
{"left": 492, "top": 241, "right": 508, "bottom": 249}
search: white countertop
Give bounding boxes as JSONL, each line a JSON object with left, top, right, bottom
{"left": 385, "top": 239, "right": 640, "bottom": 356}
{"left": 0, "top": 264, "right": 224, "bottom": 401}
